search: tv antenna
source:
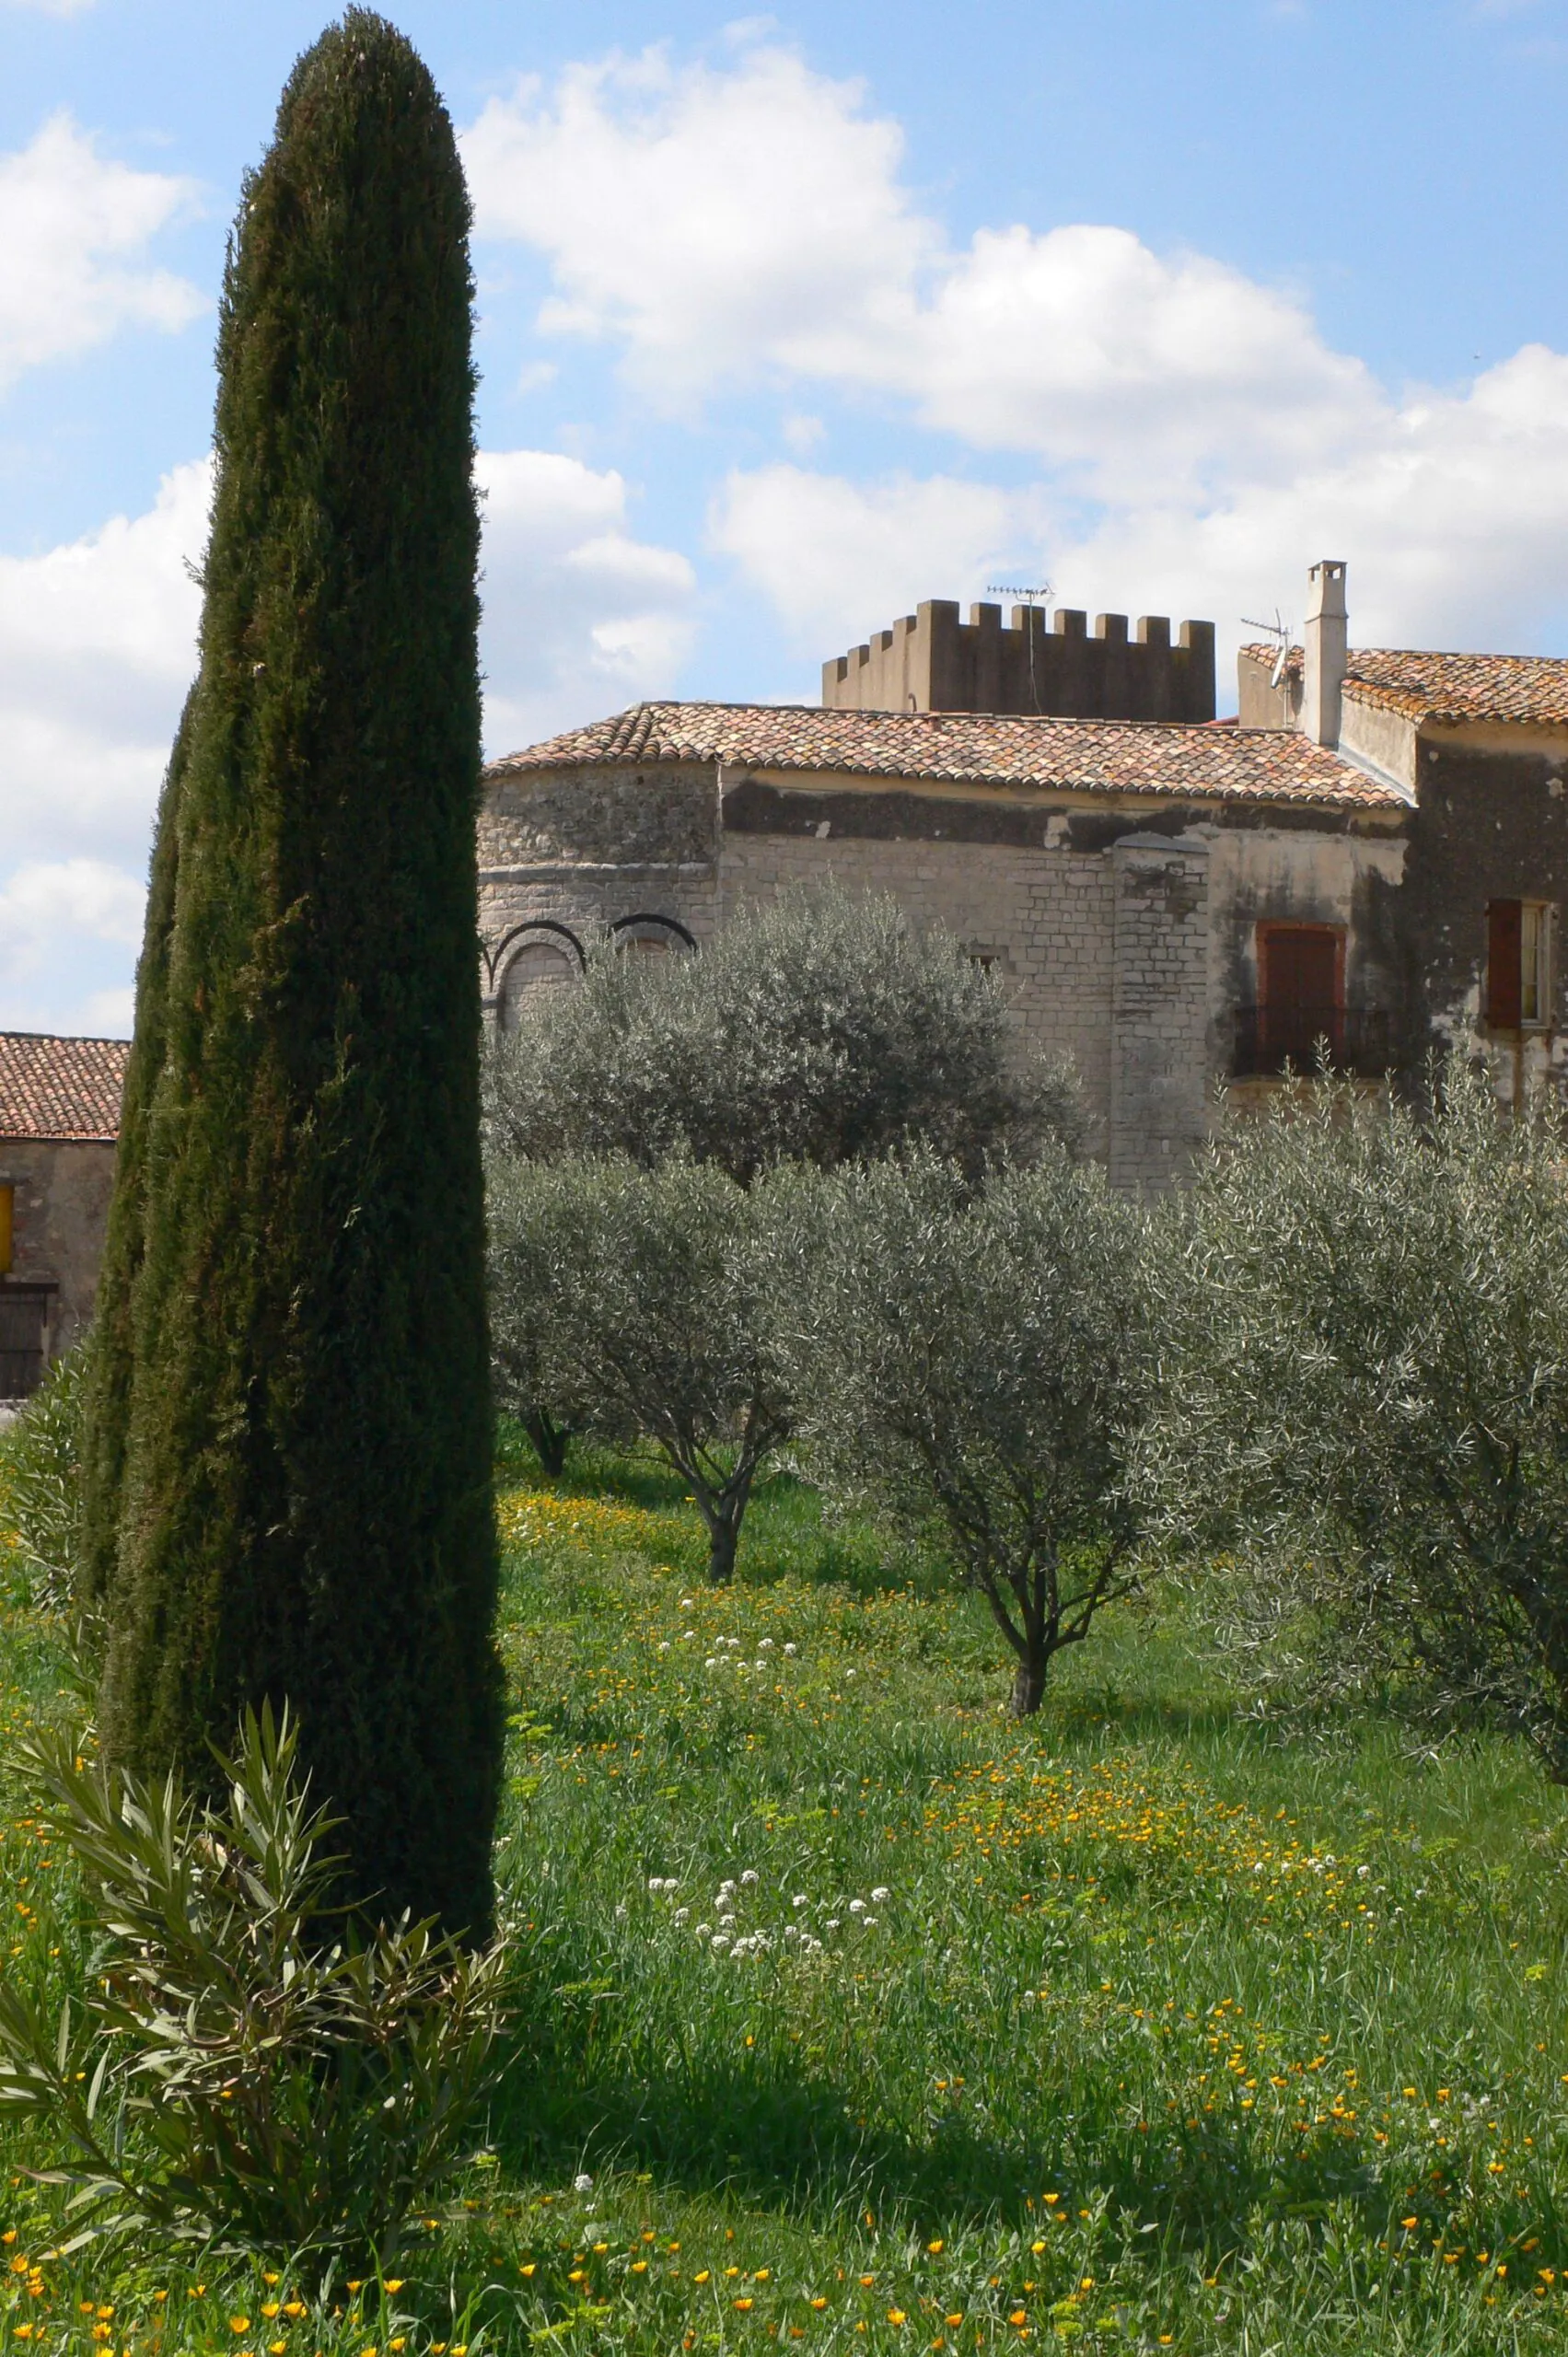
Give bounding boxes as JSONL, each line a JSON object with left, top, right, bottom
{"left": 988, "top": 580, "right": 1054, "bottom": 714}
{"left": 1242, "top": 608, "right": 1294, "bottom": 691}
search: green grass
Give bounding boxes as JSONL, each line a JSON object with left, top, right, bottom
{"left": 5, "top": 1446, "right": 1568, "bottom": 2353}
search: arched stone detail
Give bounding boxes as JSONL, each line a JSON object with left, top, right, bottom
{"left": 491, "top": 920, "right": 586, "bottom": 1029}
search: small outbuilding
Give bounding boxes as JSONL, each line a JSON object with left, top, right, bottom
{"left": 0, "top": 1030, "right": 128, "bottom": 1398}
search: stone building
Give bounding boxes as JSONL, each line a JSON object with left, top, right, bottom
{"left": 481, "top": 562, "right": 1568, "bottom": 1188}
{"left": 13, "top": 560, "right": 1568, "bottom": 1351}
{"left": 0, "top": 1031, "right": 127, "bottom": 1394}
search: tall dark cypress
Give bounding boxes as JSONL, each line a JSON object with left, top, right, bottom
{"left": 87, "top": 12, "right": 502, "bottom": 1935}
{"left": 78, "top": 699, "right": 191, "bottom": 1608}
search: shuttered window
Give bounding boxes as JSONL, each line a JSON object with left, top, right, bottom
{"left": 1258, "top": 925, "right": 1342, "bottom": 1068}
{"left": 1488, "top": 900, "right": 1551, "bottom": 1029}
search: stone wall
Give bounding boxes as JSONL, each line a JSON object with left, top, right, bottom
{"left": 717, "top": 828, "right": 1118, "bottom": 1158}
{"left": 480, "top": 761, "right": 722, "bottom": 1022}
{"left": 0, "top": 1135, "right": 116, "bottom": 1354}
{"left": 824, "top": 598, "right": 1216, "bottom": 722}
{"left": 1109, "top": 835, "right": 1211, "bottom": 1190}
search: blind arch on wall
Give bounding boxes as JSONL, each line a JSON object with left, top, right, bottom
{"left": 610, "top": 912, "right": 697, "bottom": 957}
{"left": 492, "top": 920, "right": 586, "bottom": 1029}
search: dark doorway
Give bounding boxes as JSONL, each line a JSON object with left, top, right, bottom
{"left": 0, "top": 1284, "right": 53, "bottom": 1399}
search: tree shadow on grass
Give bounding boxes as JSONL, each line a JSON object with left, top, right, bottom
{"left": 483, "top": 2016, "right": 1414, "bottom": 2266}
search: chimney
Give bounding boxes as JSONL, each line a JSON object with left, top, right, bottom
{"left": 1302, "top": 559, "right": 1347, "bottom": 747}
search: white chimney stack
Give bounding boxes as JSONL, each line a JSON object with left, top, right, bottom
{"left": 1303, "top": 559, "right": 1348, "bottom": 747}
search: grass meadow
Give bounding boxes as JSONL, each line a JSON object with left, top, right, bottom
{"left": 3, "top": 1439, "right": 1568, "bottom": 2353}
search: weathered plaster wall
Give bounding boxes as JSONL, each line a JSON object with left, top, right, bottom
{"left": 1392, "top": 732, "right": 1568, "bottom": 1103}
{"left": 1337, "top": 696, "right": 1417, "bottom": 795}
{"left": 1204, "top": 822, "right": 1408, "bottom": 1062}
{"left": 0, "top": 1136, "right": 116, "bottom": 1353}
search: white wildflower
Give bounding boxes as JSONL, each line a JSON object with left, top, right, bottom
{"left": 574, "top": 2173, "right": 594, "bottom": 2192}
{"left": 711, "top": 1934, "right": 731, "bottom": 1952}
{"left": 695, "top": 1922, "right": 712, "bottom": 1937}
{"left": 680, "top": 1596, "right": 695, "bottom": 1609}
{"left": 674, "top": 1907, "right": 690, "bottom": 1924}
{"left": 760, "top": 1638, "right": 774, "bottom": 1650}
{"left": 783, "top": 1643, "right": 797, "bottom": 1656}
{"left": 870, "top": 1887, "right": 890, "bottom": 1903}
{"left": 826, "top": 1919, "right": 841, "bottom": 1932}
{"left": 741, "top": 1870, "right": 760, "bottom": 1886}
{"left": 849, "top": 1899, "right": 865, "bottom": 1914}
{"left": 792, "top": 1895, "right": 808, "bottom": 1909}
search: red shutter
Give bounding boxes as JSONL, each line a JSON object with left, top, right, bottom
{"left": 1488, "top": 900, "right": 1522, "bottom": 1029}
{"left": 1260, "top": 928, "right": 1341, "bottom": 1064}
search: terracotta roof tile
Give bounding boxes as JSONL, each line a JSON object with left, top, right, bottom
{"left": 0, "top": 1031, "right": 127, "bottom": 1142}
{"left": 1241, "top": 643, "right": 1568, "bottom": 727}
{"left": 488, "top": 701, "right": 1400, "bottom": 811}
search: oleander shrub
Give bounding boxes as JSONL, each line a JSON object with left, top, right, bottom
{"left": 0, "top": 1705, "right": 509, "bottom": 2273}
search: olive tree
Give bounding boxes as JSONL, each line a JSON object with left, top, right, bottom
{"left": 776, "top": 1152, "right": 1148, "bottom": 1714}
{"left": 486, "top": 883, "right": 1078, "bottom": 1185}
{"left": 486, "top": 1155, "right": 792, "bottom": 1582}
{"left": 1139, "top": 1065, "right": 1568, "bottom": 1775}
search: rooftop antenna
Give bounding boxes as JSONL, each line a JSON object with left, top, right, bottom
{"left": 989, "top": 580, "right": 1053, "bottom": 714}
{"left": 1242, "top": 608, "right": 1294, "bottom": 691}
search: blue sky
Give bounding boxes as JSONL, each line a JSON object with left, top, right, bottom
{"left": 4, "top": 0, "right": 1568, "bottom": 1031}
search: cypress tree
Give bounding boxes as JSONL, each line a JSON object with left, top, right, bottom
{"left": 87, "top": 11, "right": 501, "bottom": 1934}
{"left": 78, "top": 699, "right": 190, "bottom": 1608}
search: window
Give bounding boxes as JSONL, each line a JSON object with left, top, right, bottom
{"left": 1488, "top": 900, "right": 1552, "bottom": 1030}
{"left": 1256, "top": 923, "right": 1343, "bottom": 1069}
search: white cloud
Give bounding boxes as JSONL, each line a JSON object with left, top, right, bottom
{"left": 474, "top": 37, "right": 1568, "bottom": 680}
{"left": 461, "top": 38, "right": 1374, "bottom": 501}
{"left": 463, "top": 41, "right": 932, "bottom": 406}
{"left": 711, "top": 465, "right": 1044, "bottom": 655}
{"left": 479, "top": 447, "right": 697, "bottom": 750}
{"left": 0, "top": 457, "right": 208, "bottom": 872}
{"left": 0, "top": 444, "right": 691, "bottom": 1026}
{"left": 719, "top": 345, "right": 1568, "bottom": 700}
{"left": 0, "top": 861, "right": 145, "bottom": 1035}
{"left": 0, "top": 113, "right": 202, "bottom": 389}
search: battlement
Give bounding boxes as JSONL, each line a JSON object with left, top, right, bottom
{"left": 822, "top": 598, "right": 1215, "bottom": 724}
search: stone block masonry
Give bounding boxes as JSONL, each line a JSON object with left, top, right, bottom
{"left": 1109, "top": 834, "right": 1212, "bottom": 1192}
{"left": 824, "top": 599, "right": 1215, "bottom": 723}
{"left": 717, "top": 830, "right": 1117, "bottom": 1161}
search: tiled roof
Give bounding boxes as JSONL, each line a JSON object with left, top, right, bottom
{"left": 488, "top": 702, "right": 1401, "bottom": 810}
{"left": 1242, "top": 643, "right": 1568, "bottom": 726}
{"left": 0, "top": 1031, "right": 128, "bottom": 1142}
